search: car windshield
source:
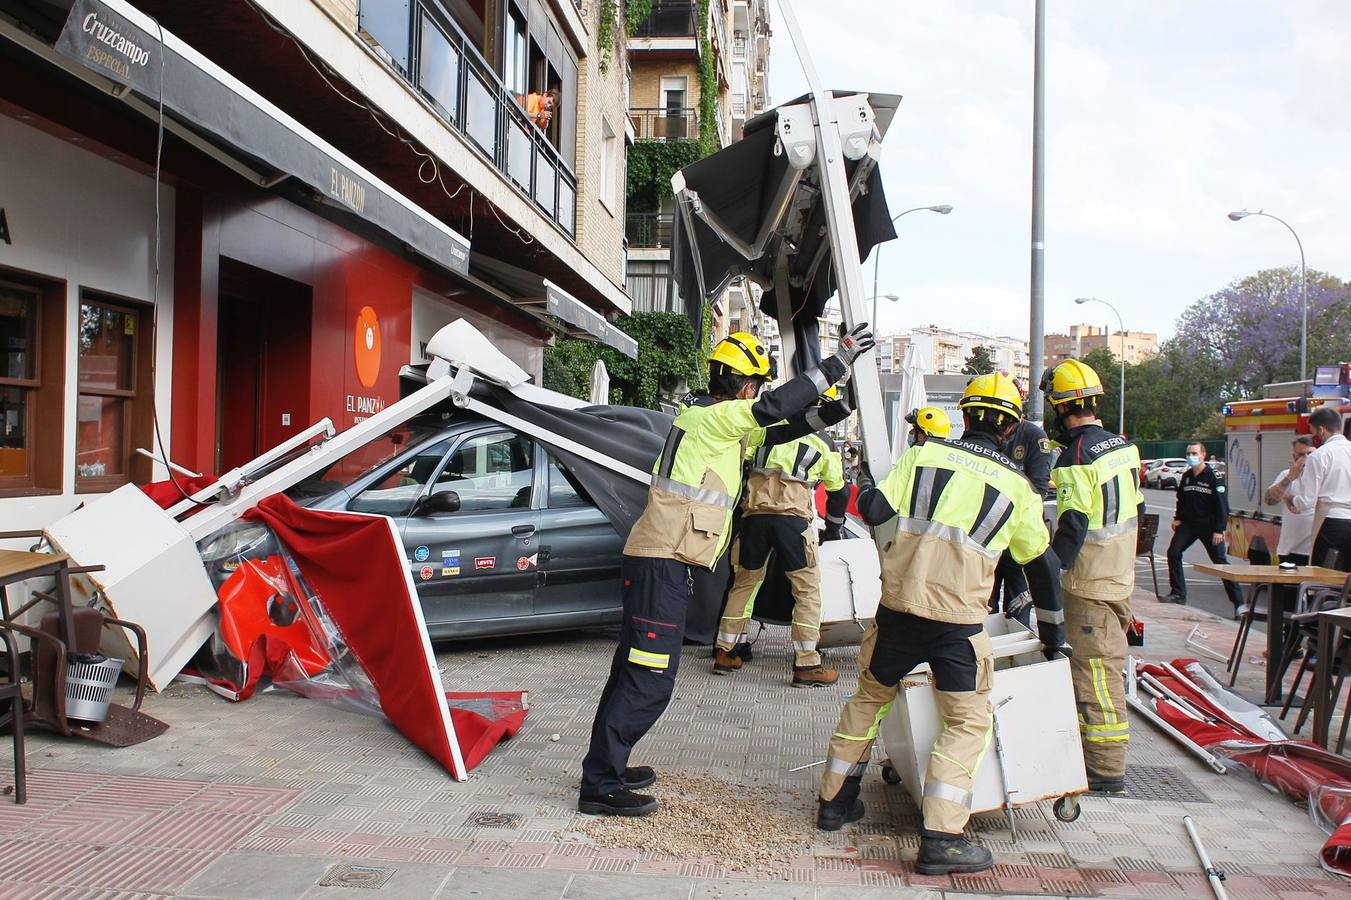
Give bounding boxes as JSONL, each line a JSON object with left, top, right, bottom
{"left": 285, "top": 423, "right": 443, "bottom": 504}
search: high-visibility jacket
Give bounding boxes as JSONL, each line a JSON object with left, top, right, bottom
{"left": 1051, "top": 422, "right": 1144, "bottom": 600}
{"left": 743, "top": 432, "right": 846, "bottom": 518}
{"left": 624, "top": 360, "right": 848, "bottom": 569}
{"left": 857, "top": 434, "right": 1058, "bottom": 624}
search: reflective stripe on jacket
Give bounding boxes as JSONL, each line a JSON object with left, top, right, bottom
{"left": 870, "top": 435, "right": 1050, "bottom": 624}
{"left": 1052, "top": 423, "right": 1144, "bottom": 600}
{"left": 742, "top": 432, "right": 844, "bottom": 517}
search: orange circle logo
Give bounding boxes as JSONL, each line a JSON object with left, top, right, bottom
{"left": 354, "top": 306, "right": 381, "bottom": 388}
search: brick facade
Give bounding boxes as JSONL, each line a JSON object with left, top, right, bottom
{"left": 572, "top": 4, "right": 629, "bottom": 290}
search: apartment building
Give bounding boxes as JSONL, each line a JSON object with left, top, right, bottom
{"left": 879, "top": 326, "right": 1031, "bottom": 383}
{"left": 624, "top": 0, "right": 765, "bottom": 339}
{"left": 0, "top": 0, "right": 632, "bottom": 527}
{"left": 1045, "top": 323, "right": 1159, "bottom": 368}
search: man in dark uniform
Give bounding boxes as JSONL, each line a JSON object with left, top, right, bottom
{"left": 989, "top": 372, "right": 1053, "bottom": 624}
{"left": 1162, "top": 441, "right": 1244, "bottom": 614}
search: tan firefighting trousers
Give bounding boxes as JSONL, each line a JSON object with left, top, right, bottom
{"left": 819, "top": 621, "right": 994, "bottom": 835}
{"left": 715, "top": 532, "right": 824, "bottom": 667}
{"left": 1064, "top": 591, "right": 1131, "bottom": 777}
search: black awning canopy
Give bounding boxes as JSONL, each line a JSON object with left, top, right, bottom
{"left": 671, "top": 91, "right": 901, "bottom": 365}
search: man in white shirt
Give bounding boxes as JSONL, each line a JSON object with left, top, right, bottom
{"left": 1280, "top": 407, "right": 1351, "bottom": 571}
{"left": 1265, "top": 436, "right": 1316, "bottom": 565}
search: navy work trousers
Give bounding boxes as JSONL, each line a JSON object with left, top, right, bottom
{"left": 580, "top": 555, "right": 690, "bottom": 797}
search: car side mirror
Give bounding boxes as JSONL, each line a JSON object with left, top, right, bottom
{"left": 413, "top": 490, "right": 461, "bottom": 517}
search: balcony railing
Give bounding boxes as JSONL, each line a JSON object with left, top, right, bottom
{"left": 629, "top": 107, "right": 698, "bottom": 140}
{"left": 626, "top": 212, "right": 675, "bottom": 249}
{"left": 733, "top": 32, "right": 747, "bottom": 59}
{"left": 362, "top": 2, "right": 576, "bottom": 235}
{"left": 632, "top": 0, "right": 698, "bottom": 38}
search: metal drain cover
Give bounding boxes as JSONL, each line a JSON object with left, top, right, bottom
{"left": 466, "top": 811, "right": 523, "bottom": 828}
{"left": 318, "top": 864, "right": 395, "bottom": 889}
{"left": 1123, "top": 765, "right": 1212, "bottom": 803}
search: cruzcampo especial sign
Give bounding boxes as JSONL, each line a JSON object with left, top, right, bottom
{"left": 54, "top": 0, "right": 158, "bottom": 95}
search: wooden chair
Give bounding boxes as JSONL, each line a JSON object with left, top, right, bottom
{"left": 0, "top": 623, "right": 24, "bottom": 804}
{"left": 1136, "top": 513, "right": 1161, "bottom": 599}
{"left": 1227, "top": 538, "right": 1272, "bottom": 686}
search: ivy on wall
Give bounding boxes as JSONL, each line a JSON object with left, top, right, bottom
{"left": 543, "top": 311, "right": 704, "bottom": 409}
{"left": 695, "top": 0, "right": 718, "bottom": 156}
{"left": 626, "top": 141, "right": 703, "bottom": 211}
{"left": 597, "top": 0, "right": 655, "bottom": 74}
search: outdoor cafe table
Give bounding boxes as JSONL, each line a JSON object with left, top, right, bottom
{"left": 1313, "top": 606, "right": 1351, "bottom": 750}
{"left": 1192, "top": 563, "right": 1347, "bottom": 703}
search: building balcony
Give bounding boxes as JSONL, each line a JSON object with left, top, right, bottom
{"left": 626, "top": 212, "right": 675, "bottom": 249}
{"left": 630, "top": 0, "right": 700, "bottom": 55}
{"left": 629, "top": 107, "right": 698, "bottom": 141}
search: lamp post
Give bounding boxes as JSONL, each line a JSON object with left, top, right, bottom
{"left": 1228, "top": 209, "right": 1308, "bottom": 382}
{"left": 871, "top": 205, "right": 953, "bottom": 326}
{"left": 1075, "top": 297, "right": 1126, "bottom": 436}
{"left": 867, "top": 292, "right": 901, "bottom": 335}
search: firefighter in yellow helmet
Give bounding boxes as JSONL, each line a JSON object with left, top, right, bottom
{"left": 1040, "top": 358, "right": 1143, "bottom": 795}
{"left": 713, "top": 387, "right": 851, "bottom": 686}
{"left": 580, "top": 326, "right": 874, "bottom": 817}
{"left": 816, "top": 372, "right": 1068, "bottom": 876}
{"left": 905, "top": 406, "right": 952, "bottom": 444}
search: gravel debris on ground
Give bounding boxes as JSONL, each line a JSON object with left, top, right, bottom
{"left": 570, "top": 771, "right": 824, "bottom": 870}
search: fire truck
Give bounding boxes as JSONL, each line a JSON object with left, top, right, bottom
{"left": 1224, "top": 363, "right": 1351, "bottom": 557}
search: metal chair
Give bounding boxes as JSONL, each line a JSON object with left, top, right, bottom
{"left": 0, "top": 624, "right": 23, "bottom": 804}
{"left": 1136, "top": 513, "right": 1161, "bottom": 599}
{"left": 1227, "top": 538, "right": 1273, "bottom": 686}
{"left": 1277, "top": 562, "right": 1351, "bottom": 729}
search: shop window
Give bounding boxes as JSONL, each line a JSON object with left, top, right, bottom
{"left": 0, "top": 276, "right": 64, "bottom": 497}
{"left": 76, "top": 294, "right": 153, "bottom": 493}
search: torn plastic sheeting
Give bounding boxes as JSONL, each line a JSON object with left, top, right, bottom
{"left": 1138, "top": 658, "right": 1351, "bottom": 877}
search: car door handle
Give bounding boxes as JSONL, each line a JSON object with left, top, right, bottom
{"left": 512, "top": 524, "right": 536, "bottom": 536}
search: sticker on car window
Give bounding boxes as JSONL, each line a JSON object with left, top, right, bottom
{"left": 414, "top": 545, "right": 430, "bottom": 562}
{"left": 419, "top": 565, "right": 434, "bottom": 580}
{"left": 517, "top": 554, "right": 537, "bottom": 571}
{"left": 441, "top": 566, "right": 460, "bottom": 576}
{"left": 475, "top": 557, "right": 496, "bottom": 570}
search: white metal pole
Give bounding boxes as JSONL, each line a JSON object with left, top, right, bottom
{"left": 1183, "top": 816, "right": 1230, "bottom": 900}
{"left": 1027, "top": 0, "right": 1047, "bottom": 422}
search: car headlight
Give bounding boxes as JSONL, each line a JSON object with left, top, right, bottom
{"left": 196, "top": 521, "right": 274, "bottom": 566}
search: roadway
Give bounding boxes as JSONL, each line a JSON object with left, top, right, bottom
{"left": 1138, "top": 486, "right": 1248, "bottom": 624}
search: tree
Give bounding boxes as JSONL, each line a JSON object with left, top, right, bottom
{"left": 543, "top": 311, "right": 704, "bottom": 410}
{"left": 961, "top": 345, "right": 996, "bottom": 376}
{"left": 1170, "top": 266, "right": 1351, "bottom": 398}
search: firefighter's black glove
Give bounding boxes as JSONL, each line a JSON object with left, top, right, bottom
{"left": 1039, "top": 622, "right": 1070, "bottom": 660}
{"left": 855, "top": 461, "right": 876, "bottom": 492}
{"left": 822, "top": 523, "right": 843, "bottom": 543}
{"left": 831, "top": 323, "right": 876, "bottom": 368}
{"left": 1004, "top": 591, "right": 1033, "bottom": 621}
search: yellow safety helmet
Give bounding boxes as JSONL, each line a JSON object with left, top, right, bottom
{"left": 959, "top": 372, "right": 1024, "bottom": 422}
{"left": 904, "top": 406, "right": 951, "bottom": 438}
{"left": 708, "top": 332, "right": 772, "bottom": 378}
{"left": 1039, "top": 358, "right": 1104, "bottom": 405}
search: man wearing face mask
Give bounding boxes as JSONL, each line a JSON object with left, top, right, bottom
{"left": 1162, "top": 442, "right": 1244, "bottom": 614}
{"left": 1280, "top": 407, "right": 1351, "bottom": 572}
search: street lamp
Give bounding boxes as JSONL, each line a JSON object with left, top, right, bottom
{"left": 1074, "top": 296, "right": 1126, "bottom": 436}
{"left": 867, "top": 292, "right": 900, "bottom": 333}
{"left": 871, "top": 205, "right": 954, "bottom": 326}
{"left": 1227, "top": 209, "right": 1308, "bottom": 382}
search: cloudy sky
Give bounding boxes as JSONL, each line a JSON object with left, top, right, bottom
{"left": 768, "top": 0, "right": 1351, "bottom": 341}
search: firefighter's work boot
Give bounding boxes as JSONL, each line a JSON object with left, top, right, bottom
{"left": 713, "top": 649, "right": 743, "bottom": 675}
{"left": 578, "top": 789, "right": 657, "bottom": 817}
{"left": 816, "top": 796, "right": 864, "bottom": 832}
{"left": 1087, "top": 770, "right": 1126, "bottom": 794}
{"left": 622, "top": 766, "right": 656, "bottom": 790}
{"left": 793, "top": 664, "right": 839, "bottom": 687}
{"left": 916, "top": 833, "right": 994, "bottom": 876}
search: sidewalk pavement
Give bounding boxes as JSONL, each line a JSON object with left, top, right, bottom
{"left": 2, "top": 583, "right": 1349, "bottom": 899}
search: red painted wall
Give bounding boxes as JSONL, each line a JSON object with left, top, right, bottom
{"left": 172, "top": 188, "right": 544, "bottom": 479}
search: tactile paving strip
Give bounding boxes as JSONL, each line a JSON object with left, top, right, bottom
{"left": 1122, "top": 765, "right": 1212, "bottom": 803}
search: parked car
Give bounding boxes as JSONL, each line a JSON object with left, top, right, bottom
{"left": 1153, "top": 459, "right": 1188, "bottom": 490}
{"left": 1209, "top": 460, "right": 1226, "bottom": 481}
{"left": 200, "top": 416, "right": 624, "bottom": 640}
